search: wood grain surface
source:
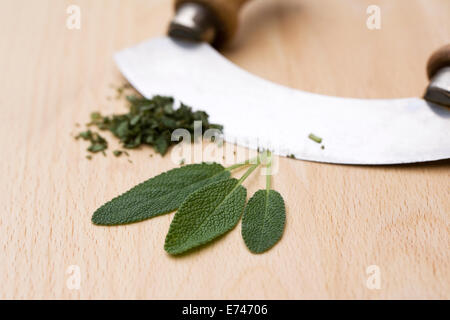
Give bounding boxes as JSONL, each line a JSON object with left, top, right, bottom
{"left": 0, "top": 0, "right": 449, "bottom": 299}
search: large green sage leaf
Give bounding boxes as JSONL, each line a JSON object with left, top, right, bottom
{"left": 92, "top": 163, "right": 230, "bottom": 226}
{"left": 164, "top": 179, "right": 246, "bottom": 255}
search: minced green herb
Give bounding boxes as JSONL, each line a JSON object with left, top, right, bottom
{"left": 113, "top": 150, "right": 123, "bottom": 157}
{"left": 77, "top": 88, "right": 223, "bottom": 158}
{"left": 76, "top": 130, "right": 108, "bottom": 153}
{"left": 308, "top": 133, "right": 322, "bottom": 144}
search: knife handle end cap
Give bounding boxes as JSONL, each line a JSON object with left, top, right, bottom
{"left": 169, "top": 2, "right": 217, "bottom": 43}
{"left": 427, "top": 44, "right": 450, "bottom": 79}
{"left": 172, "top": 0, "right": 250, "bottom": 45}
{"left": 425, "top": 45, "right": 450, "bottom": 107}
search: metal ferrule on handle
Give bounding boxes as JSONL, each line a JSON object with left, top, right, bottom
{"left": 169, "top": 0, "right": 251, "bottom": 45}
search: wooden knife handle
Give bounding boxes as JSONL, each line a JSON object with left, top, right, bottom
{"left": 427, "top": 44, "right": 450, "bottom": 79}
{"left": 175, "top": 0, "right": 251, "bottom": 44}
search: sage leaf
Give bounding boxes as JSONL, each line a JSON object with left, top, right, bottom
{"left": 242, "top": 190, "right": 286, "bottom": 254}
{"left": 92, "top": 163, "right": 230, "bottom": 226}
{"left": 164, "top": 179, "right": 247, "bottom": 255}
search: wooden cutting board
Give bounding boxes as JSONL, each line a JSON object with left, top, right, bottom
{"left": 0, "top": 0, "right": 448, "bottom": 299}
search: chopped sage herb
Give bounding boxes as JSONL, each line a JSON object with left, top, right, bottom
{"left": 308, "top": 133, "right": 323, "bottom": 144}
{"left": 116, "top": 87, "right": 124, "bottom": 99}
{"left": 76, "top": 130, "right": 108, "bottom": 153}
{"left": 113, "top": 150, "right": 123, "bottom": 157}
{"left": 78, "top": 91, "right": 223, "bottom": 157}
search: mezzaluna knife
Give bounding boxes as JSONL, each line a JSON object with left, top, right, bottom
{"left": 115, "top": 0, "right": 450, "bottom": 165}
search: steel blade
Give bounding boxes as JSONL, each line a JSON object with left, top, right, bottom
{"left": 115, "top": 37, "right": 450, "bottom": 164}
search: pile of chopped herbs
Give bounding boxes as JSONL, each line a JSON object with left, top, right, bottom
{"left": 76, "top": 92, "right": 223, "bottom": 157}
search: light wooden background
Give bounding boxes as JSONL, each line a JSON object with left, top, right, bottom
{"left": 0, "top": 0, "right": 449, "bottom": 299}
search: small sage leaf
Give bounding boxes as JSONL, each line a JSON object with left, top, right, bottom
{"left": 92, "top": 163, "right": 230, "bottom": 226}
{"left": 242, "top": 190, "right": 286, "bottom": 254}
{"left": 164, "top": 179, "right": 246, "bottom": 255}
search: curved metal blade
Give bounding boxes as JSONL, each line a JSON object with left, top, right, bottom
{"left": 115, "top": 37, "right": 450, "bottom": 164}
